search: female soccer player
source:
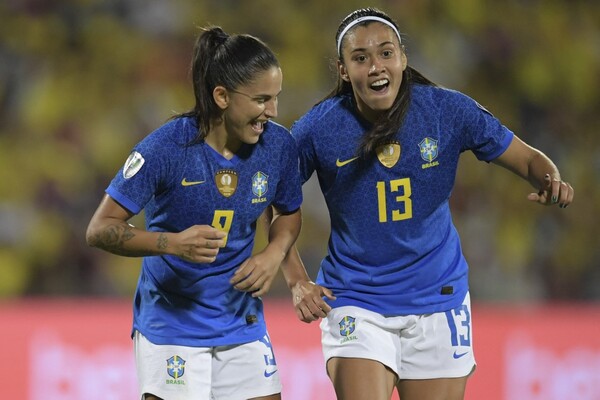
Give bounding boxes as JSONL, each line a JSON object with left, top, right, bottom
{"left": 86, "top": 26, "right": 302, "bottom": 400}
{"left": 284, "top": 7, "right": 574, "bottom": 400}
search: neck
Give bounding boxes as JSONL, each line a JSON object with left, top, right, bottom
{"left": 205, "top": 122, "right": 241, "bottom": 160}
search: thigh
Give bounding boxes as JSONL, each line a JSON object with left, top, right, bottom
{"left": 321, "top": 306, "right": 403, "bottom": 400}
{"left": 211, "top": 332, "right": 282, "bottom": 400}
{"left": 320, "top": 306, "right": 402, "bottom": 376}
{"left": 397, "top": 376, "right": 469, "bottom": 400}
{"left": 134, "top": 330, "right": 212, "bottom": 400}
{"left": 328, "top": 357, "right": 396, "bottom": 400}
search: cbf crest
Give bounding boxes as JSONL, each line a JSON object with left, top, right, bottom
{"left": 419, "top": 137, "right": 438, "bottom": 162}
{"left": 166, "top": 355, "right": 186, "bottom": 379}
{"left": 215, "top": 169, "right": 238, "bottom": 197}
{"left": 252, "top": 171, "right": 268, "bottom": 200}
{"left": 419, "top": 137, "right": 440, "bottom": 169}
{"left": 339, "top": 316, "right": 356, "bottom": 337}
{"left": 376, "top": 141, "right": 401, "bottom": 168}
{"left": 338, "top": 316, "right": 358, "bottom": 344}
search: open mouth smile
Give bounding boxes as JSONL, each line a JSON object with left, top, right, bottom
{"left": 370, "top": 78, "right": 390, "bottom": 92}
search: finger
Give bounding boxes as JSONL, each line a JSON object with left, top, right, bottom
{"left": 204, "top": 239, "right": 221, "bottom": 249}
{"left": 299, "top": 305, "right": 319, "bottom": 322}
{"left": 210, "top": 229, "right": 227, "bottom": 239}
{"left": 527, "top": 192, "right": 540, "bottom": 202}
{"left": 233, "top": 271, "right": 256, "bottom": 289}
{"left": 234, "top": 276, "right": 258, "bottom": 291}
{"left": 307, "top": 302, "right": 328, "bottom": 318}
{"left": 180, "top": 246, "right": 218, "bottom": 263}
{"left": 252, "top": 279, "right": 272, "bottom": 298}
{"left": 559, "top": 183, "right": 574, "bottom": 208}
{"left": 195, "top": 254, "right": 217, "bottom": 264}
{"left": 556, "top": 181, "right": 568, "bottom": 207}
{"left": 238, "top": 269, "right": 267, "bottom": 292}
{"left": 196, "top": 246, "right": 220, "bottom": 258}
{"left": 315, "top": 299, "right": 332, "bottom": 314}
{"left": 550, "top": 177, "right": 561, "bottom": 204}
{"left": 294, "top": 306, "right": 306, "bottom": 322}
{"left": 321, "top": 287, "right": 337, "bottom": 300}
{"left": 528, "top": 189, "right": 550, "bottom": 204}
{"left": 230, "top": 260, "right": 252, "bottom": 285}
{"left": 566, "top": 183, "right": 574, "bottom": 206}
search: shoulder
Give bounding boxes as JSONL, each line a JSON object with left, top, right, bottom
{"left": 149, "top": 116, "right": 196, "bottom": 142}
{"left": 412, "top": 84, "right": 464, "bottom": 103}
{"left": 138, "top": 117, "right": 195, "bottom": 148}
{"left": 417, "top": 84, "right": 487, "bottom": 110}
{"left": 134, "top": 117, "right": 198, "bottom": 166}
{"left": 262, "top": 120, "right": 294, "bottom": 144}
{"left": 292, "top": 97, "right": 347, "bottom": 129}
{"left": 412, "top": 84, "right": 496, "bottom": 120}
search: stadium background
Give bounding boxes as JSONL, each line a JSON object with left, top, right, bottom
{"left": 0, "top": 0, "right": 598, "bottom": 399}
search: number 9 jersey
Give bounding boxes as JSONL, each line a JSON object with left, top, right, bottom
{"left": 106, "top": 116, "right": 302, "bottom": 347}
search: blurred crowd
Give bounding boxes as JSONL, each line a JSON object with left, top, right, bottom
{"left": 0, "top": 0, "right": 598, "bottom": 302}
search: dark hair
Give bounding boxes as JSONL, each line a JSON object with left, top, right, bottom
{"left": 175, "top": 26, "right": 279, "bottom": 143}
{"left": 325, "top": 8, "right": 436, "bottom": 158}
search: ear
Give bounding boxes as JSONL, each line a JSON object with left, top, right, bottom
{"left": 213, "top": 86, "right": 229, "bottom": 110}
{"left": 338, "top": 60, "right": 350, "bottom": 82}
{"left": 401, "top": 48, "right": 408, "bottom": 71}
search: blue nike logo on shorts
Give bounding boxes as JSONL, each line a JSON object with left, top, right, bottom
{"left": 453, "top": 350, "right": 469, "bottom": 359}
{"left": 264, "top": 369, "right": 278, "bottom": 378}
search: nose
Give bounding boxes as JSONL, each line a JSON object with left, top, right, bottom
{"left": 264, "top": 98, "right": 278, "bottom": 118}
{"left": 369, "top": 59, "right": 384, "bottom": 75}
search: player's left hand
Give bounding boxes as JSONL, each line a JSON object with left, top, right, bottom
{"left": 528, "top": 174, "right": 574, "bottom": 208}
{"left": 230, "top": 250, "right": 280, "bottom": 298}
{"left": 292, "top": 280, "right": 336, "bottom": 323}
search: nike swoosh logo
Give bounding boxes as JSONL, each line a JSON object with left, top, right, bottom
{"left": 264, "top": 369, "right": 278, "bottom": 378}
{"left": 453, "top": 351, "right": 469, "bottom": 359}
{"left": 335, "top": 156, "right": 359, "bottom": 167}
{"left": 181, "top": 178, "right": 205, "bottom": 186}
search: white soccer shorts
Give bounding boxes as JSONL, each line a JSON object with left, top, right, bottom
{"left": 134, "top": 330, "right": 282, "bottom": 400}
{"left": 320, "top": 292, "right": 476, "bottom": 380}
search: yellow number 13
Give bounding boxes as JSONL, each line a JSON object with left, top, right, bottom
{"left": 376, "top": 178, "right": 413, "bottom": 223}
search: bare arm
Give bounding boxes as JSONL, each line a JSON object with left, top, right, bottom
{"left": 282, "top": 243, "right": 336, "bottom": 323}
{"left": 492, "top": 135, "right": 574, "bottom": 208}
{"left": 86, "top": 194, "right": 226, "bottom": 263}
{"left": 230, "top": 207, "right": 303, "bottom": 297}
{"left": 268, "top": 206, "right": 336, "bottom": 323}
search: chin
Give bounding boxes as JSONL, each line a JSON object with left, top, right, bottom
{"left": 244, "top": 135, "right": 261, "bottom": 145}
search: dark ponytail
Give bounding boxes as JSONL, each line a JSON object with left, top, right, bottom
{"left": 175, "top": 26, "right": 279, "bottom": 143}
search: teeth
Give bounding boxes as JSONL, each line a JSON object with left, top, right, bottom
{"left": 371, "top": 79, "right": 388, "bottom": 87}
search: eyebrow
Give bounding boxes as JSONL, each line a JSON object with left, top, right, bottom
{"left": 232, "top": 89, "right": 281, "bottom": 100}
{"left": 350, "top": 41, "right": 396, "bottom": 53}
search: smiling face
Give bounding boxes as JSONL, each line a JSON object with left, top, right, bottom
{"left": 213, "top": 66, "right": 282, "bottom": 149}
{"left": 338, "top": 22, "right": 407, "bottom": 122}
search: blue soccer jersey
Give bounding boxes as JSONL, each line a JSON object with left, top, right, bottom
{"left": 106, "top": 116, "right": 302, "bottom": 346}
{"left": 291, "top": 84, "right": 513, "bottom": 316}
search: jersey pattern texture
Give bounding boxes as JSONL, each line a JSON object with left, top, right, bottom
{"left": 107, "top": 117, "right": 302, "bottom": 346}
{"left": 291, "top": 84, "right": 513, "bottom": 315}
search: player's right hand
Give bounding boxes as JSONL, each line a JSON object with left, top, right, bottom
{"left": 175, "top": 225, "right": 227, "bottom": 263}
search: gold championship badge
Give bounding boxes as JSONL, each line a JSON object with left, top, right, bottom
{"left": 376, "top": 142, "right": 401, "bottom": 168}
{"left": 215, "top": 169, "right": 238, "bottom": 197}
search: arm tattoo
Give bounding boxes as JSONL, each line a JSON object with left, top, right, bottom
{"left": 90, "top": 223, "right": 145, "bottom": 257}
{"left": 157, "top": 233, "right": 168, "bottom": 250}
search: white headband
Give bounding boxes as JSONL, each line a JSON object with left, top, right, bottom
{"left": 337, "top": 16, "right": 402, "bottom": 56}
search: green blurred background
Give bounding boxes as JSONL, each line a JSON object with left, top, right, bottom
{"left": 0, "top": 0, "right": 598, "bottom": 302}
